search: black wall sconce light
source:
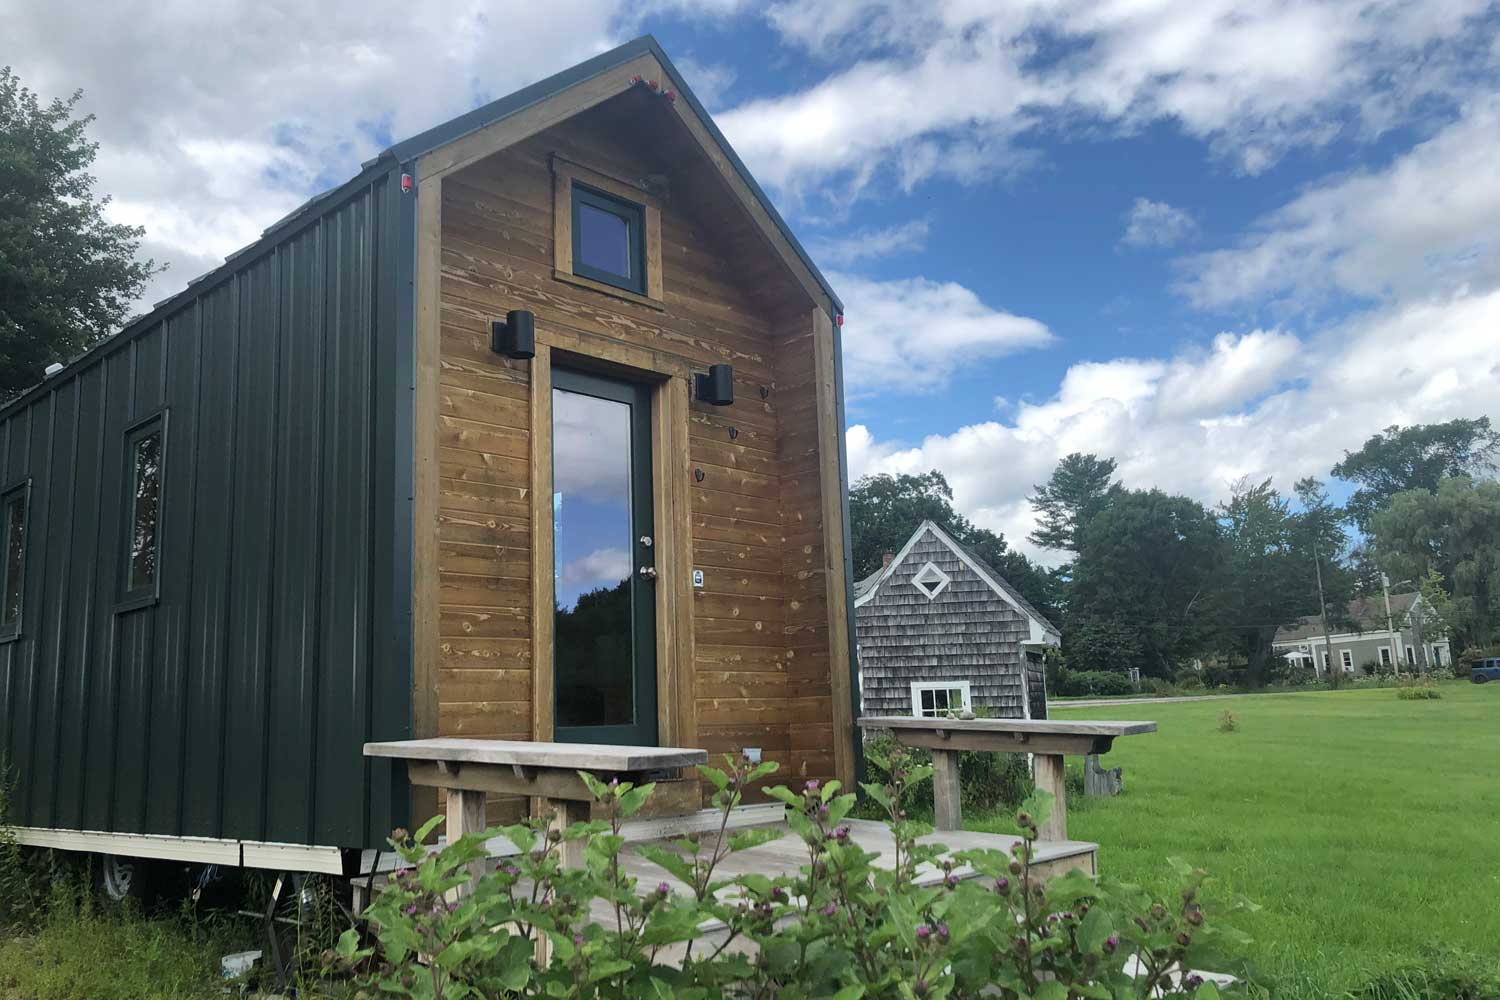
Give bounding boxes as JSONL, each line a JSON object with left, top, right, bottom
{"left": 491, "top": 309, "right": 535, "bottom": 360}
{"left": 694, "top": 363, "right": 734, "bottom": 406}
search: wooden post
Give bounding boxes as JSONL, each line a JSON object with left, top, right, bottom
{"left": 931, "top": 749, "right": 962, "bottom": 831}
{"left": 1032, "top": 753, "right": 1067, "bottom": 842}
{"left": 547, "top": 797, "right": 590, "bottom": 869}
{"left": 445, "top": 787, "right": 488, "bottom": 894}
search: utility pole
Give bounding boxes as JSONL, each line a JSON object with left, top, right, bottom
{"left": 1381, "top": 572, "right": 1401, "bottom": 673}
{"left": 1313, "top": 539, "right": 1339, "bottom": 689}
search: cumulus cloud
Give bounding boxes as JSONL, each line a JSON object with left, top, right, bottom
{"left": 834, "top": 271, "right": 1054, "bottom": 398}
{"left": 3, "top": 0, "right": 622, "bottom": 307}
{"left": 559, "top": 547, "right": 633, "bottom": 593}
{"left": 849, "top": 291, "right": 1500, "bottom": 565}
{"left": 1180, "top": 95, "right": 1500, "bottom": 311}
{"left": 721, "top": 0, "right": 1497, "bottom": 198}
{"left": 1121, "top": 198, "right": 1197, "bottom": 249}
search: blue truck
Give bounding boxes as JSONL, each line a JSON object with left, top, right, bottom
{"left": 1473, "top": 658, "right": 1500, "bottom": 684}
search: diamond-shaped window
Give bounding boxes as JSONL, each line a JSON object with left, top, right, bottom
{"left": 911, "top": 561, "right": 951, "bottom": 600}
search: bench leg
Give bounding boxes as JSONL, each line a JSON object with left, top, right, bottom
{"left": 1032, "top": 754, "right": 1067, "bottom": 842}
{"left": 534, "top": 797, "right": 590, "bottom": 966}
{"left": 445, "top": 787, "right": 488, "bottom": 895}
{"left": 931, "top": 749, "right": 962, "bottom": 831}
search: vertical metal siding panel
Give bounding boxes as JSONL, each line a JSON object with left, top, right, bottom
{"left": 30, "top": 381, "right": 77, "bottom": 828}
{"left": 146, "top": 306, "right": 200, "bottom": 834}
{"left": 0, "top": 418, "right": 15, "bottom": 796}
{"left": 315, "top": 192, "right": 371, "bottom": 845}
{"left": 265, "top": 225, "right": 324, "bottom": 845}
{"left": 9, "top": 401, "right": 44, "bottom": 824}
{"left": 82, "top": 352, "right": 129, "bottom": 830}
{"left": 181, "top": 281, "right": 237, "bottom": 837}
{"left": 113, "top": 327, "right": 166, "bottom": 833}
{"left": 367, "top": 169, "right": 411, "bottom": 844}
{"left": 221, "top": 256, "right": 281, "bottom": 841}
{"left": 57, "top": 367, "right": 105, "bottom": 830}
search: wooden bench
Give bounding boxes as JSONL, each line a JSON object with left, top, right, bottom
{"left": 363, "top": 738, "right": 709, "bottom": 886}
{"left": 857, "top": 718, "right": 1156, "bottom": 840}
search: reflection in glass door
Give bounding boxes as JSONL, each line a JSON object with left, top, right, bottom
{"left": 551, "top": 369, "right": 657, "bottom": 745}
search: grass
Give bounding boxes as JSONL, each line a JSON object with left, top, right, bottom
{"left": 973, "top": 682, "right": 1500, "bottom": 997}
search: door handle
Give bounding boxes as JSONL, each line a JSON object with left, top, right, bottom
{"left": 638, "top": 566, "right": 658, "bottom": 581}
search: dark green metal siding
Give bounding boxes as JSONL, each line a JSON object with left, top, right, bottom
{"left": 0, "top": 167, "right": 412, "bottom": 848}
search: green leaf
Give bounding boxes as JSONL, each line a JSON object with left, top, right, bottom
{"left": 1034, "top": 980, "right": 1069, "bottom": 1000}
{"left": 831, "top": 986, "right": 866, "bottom": 1000}
{"left": 763, "top": 785, "right": 802, "bottom": 807}
{"left": 697, "top": 764, "right": 731, "bottom": 791}
{"left": 635, "top": 844, "right": 698, "bottom": 886}
{"left": 1194, "top": 981, "right": 1222, "bottom": 1000}
{"left": 619, "top": 782, "right": 657, "bottom": 817}
{"left": 727, "top": 827, "right": 785, "bottom": 853}
{"left": 860, "top": 782, "right": 893, "bottom": 812}
{"left": 1077, "top": 906, "right": 1114, "bottom": 954}
{"left": 335, "top": 926, "right": 361, "bottom": 958}
{"left": 413, "top": 814, "right": 445, "bottom": 844}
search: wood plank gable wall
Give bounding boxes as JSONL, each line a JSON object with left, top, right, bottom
{"left": 424, "top": 105, "right": 842, "bottom": 818}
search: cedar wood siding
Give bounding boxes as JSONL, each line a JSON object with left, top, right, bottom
{"left": 428, "top": 92, "right": 840, "bottom": 816}
{"left": 857, "top": 531, "right": 1031, "bottom": 718}
{"left": 0, "top": 169, "right": 411, "bottom": 848}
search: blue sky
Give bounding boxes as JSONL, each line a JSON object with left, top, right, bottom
{"left": 9, "top": 0, "right": 1499, "bottom": 562}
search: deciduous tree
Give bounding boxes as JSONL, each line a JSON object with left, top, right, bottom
{"left": 0, "top": 67, "right": 159, "bottom": 399}
{"left": 1331, "top": 418, "right": 1500, "bottom": 531}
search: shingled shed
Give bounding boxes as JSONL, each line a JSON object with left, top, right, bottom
{"left": 855, "top": 521, "right": 1059, "bottom": 720}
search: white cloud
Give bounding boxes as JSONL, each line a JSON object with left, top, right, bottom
{"left": 1181, "top": 95, "right": 1500, "bottom": 310}
{"left": 834, "top": 271, "right": 1054, "bottom": 398}
{"left": 850, "top": 291, "right": 1500, "bottom": 565}
{"left": 559, "top": 547, "right": 633, "bottom": 593}
{"left": 3, "top": 0, "right": 622, "bottom": 308}
{"left": 670, "top": 56, "right": 738, "bottom": 109}
{"left": 807, "top": 220, "right": 930, "bottom": 266}
{"left": 722, "top": 0, "right": 1497, "bottom": 197}
{"left": 1121, "top": 198, "right": 1197, "bottom": 249}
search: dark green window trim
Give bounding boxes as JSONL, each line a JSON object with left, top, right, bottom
{"left": 116, "top": 409, "right": 168, "bottom": 613}
{"left": 571, "top": 181, "right": 646, "bottom": 295}
{"left": 0, "top": 477, "right": 31, "bottom": 643}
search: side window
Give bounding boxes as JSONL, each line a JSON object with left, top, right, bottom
{"left": 571, "top": 182, "right": 646, "bottom": 294}
{"left": 120, "top": 413, "right": 166, "bottom": 606}
{"left": 0, "top": 480, "right": 29, "bottom": 641}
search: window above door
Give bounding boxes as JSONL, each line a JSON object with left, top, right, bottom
{"left": 552, "top": 155, "right": 663, "bottom": 307}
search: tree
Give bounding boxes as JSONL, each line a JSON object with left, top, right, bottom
{"left": 1028, "top": 453, "right": 1120, "bottom": 554}
{"left": 1331, "top": 418, "right": 1500, "bottom": 531}
{"left": 1368, "top": 476, "right": 1500, "bottom": 649}
{"left": 1066, "top": 489, "right": 1225, "bottom": 677}
{"left": 0, "top": 67, "right": 159, "bottom": 399}
{"left": 848, "top": 470, "right": 1058, "bottom": 620}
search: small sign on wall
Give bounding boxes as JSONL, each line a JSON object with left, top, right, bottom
{"left": 692, "top": 569, "right": 705, "bottom": 588}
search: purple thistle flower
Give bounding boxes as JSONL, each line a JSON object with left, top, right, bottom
{"left": 915, "top": 923, "right": 932, "bottom": 940}
{"left": 937, "top": 923, "right": 950, "bottom": 941}
{"left": 657, "top": 882, "right": 671, "bottom": 897}
{"left": 573, "top": 933, "right": 586, "bottom": 947}
{"left": 805, "top": 780, "right": 820, "bottom": 793}
{"left": 1104, "top": 934, "right": 1119, "bottom": 953}
{"left": 994, "top": 876, "right": 1010, "bottom": 893}
{"left": 821, "top": 902, "right": 837, "bottom": 917}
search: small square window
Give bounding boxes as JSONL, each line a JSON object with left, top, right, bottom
{"left": 911, "top": 680, "right": 970, "bottom": 718}
{"left": 120, "top": 413, "right": 166, "bottom": 607}
{"left": 911, "top": 561, "right": 951, "bottom": 600}
{"left": 572, "top": 182, "right": 645, "bottom": 294}
{"left": 1340, "top": 649, "right": 1353, "bottom": 671}
{"left": 0, "top": 481, "right": 29, "bottom": 641}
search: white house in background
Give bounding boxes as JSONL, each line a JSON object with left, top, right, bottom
{"left": 1271, "top": 591, "right": 1451, "bottom": 675}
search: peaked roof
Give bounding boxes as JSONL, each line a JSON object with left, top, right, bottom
{"left": 262, "top": 34, "right": 841, "bottom": 312}
{"left": 856, "top": 520, "right": 1061, "bottom": 641}
{"left": 1, "top": 36, "right": 840, "bottom": 422}
{"left": 1274, "top": 591, "right": 1422, "bottom": 643}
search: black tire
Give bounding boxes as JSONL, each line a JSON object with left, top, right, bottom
{"left": 1474, "top": 673, "right": 1490, "bottom": 684}
{"left": 93, "top": 854, "right": 162, "bottom": 908}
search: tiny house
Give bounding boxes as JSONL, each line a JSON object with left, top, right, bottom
{"left": 854, "top": 521, "right": 1057, "bottom": 721}
{"left": 0, "top": 37, "right": 858, "bottom": 873}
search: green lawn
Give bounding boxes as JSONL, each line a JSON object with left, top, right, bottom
{"left": 977, "top": 683, "right": 1500, "bottom": 996}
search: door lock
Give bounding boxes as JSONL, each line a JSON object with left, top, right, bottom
{"left": 638, "top": 565, "right": 658, "bottom": 580}
{"left": 639, "top": 535, "right": 653, "bottom": 548}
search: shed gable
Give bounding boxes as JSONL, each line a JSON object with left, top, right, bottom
{"left": 856, "top": 528, "right": 1031, "bottom": 718}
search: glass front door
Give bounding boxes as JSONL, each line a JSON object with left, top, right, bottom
{"left": 551, "top": 369, "right": 657, "bottom": 745}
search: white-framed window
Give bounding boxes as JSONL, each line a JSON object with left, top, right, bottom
{"left": 1341, "top": 649, "right": 1354, "bottom": 671}
{"left": 910, "top": 680, "right": 970, "bottom": 718}
{"left": 1321, "top": 652, "right": 1330, "bottom": 671}
{"left": 910, "top": 561, "right": 952, "bottom": 601}
{"left": 1405, "top": 646, "right": 1415, "bottom": 666}
{"left": 1379, "top": 646, "right": 1392, "bottom": 667}
{"left": 1431, "top": 646, "right": 1443, "bottom": 667}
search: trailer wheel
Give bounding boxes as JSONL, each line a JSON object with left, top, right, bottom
{"left": 1474, "top": 673, "right": 1490, "bottom": 684}
{"left": 94, "top": 854, "right": 158, "bottom": 907}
